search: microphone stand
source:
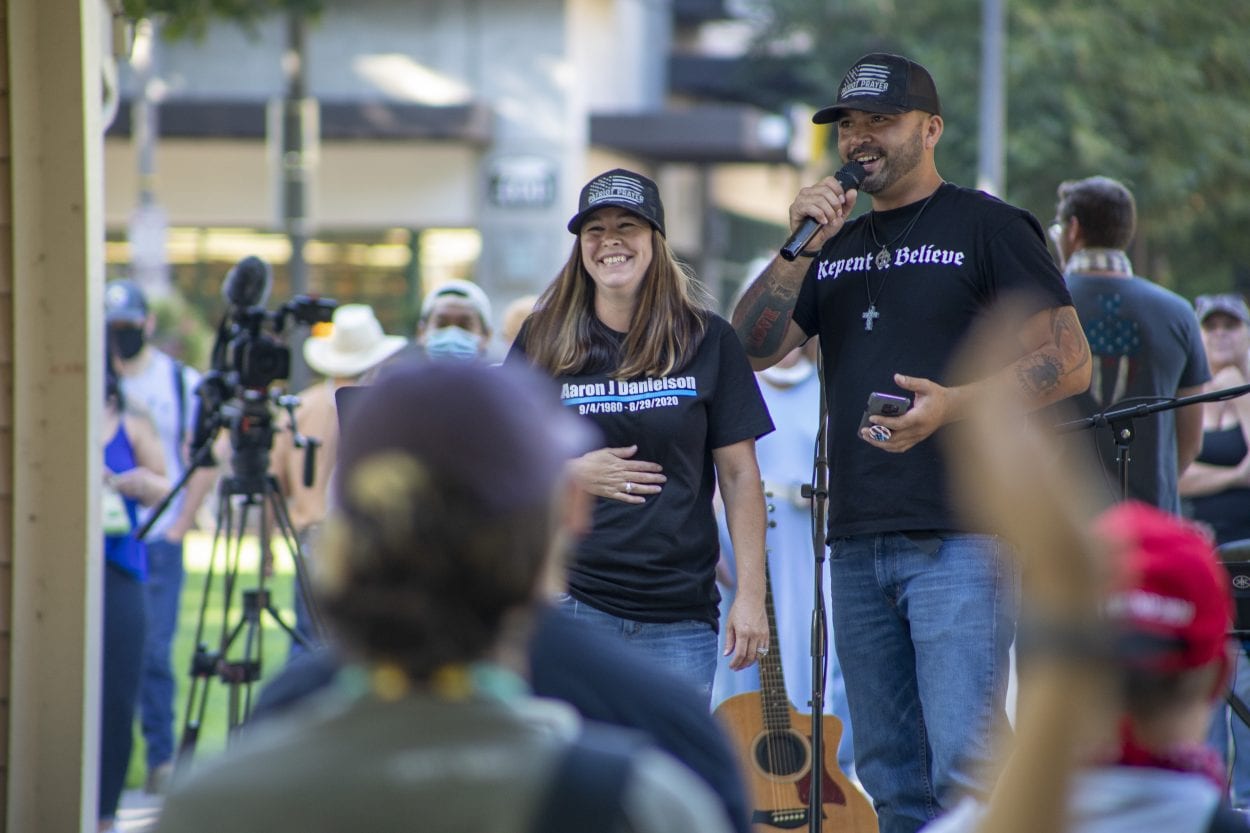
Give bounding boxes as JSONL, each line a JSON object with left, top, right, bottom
{"left": 1054, "top": 380, "right": 1250, "bottom": 500}
{"left": 800, "top": 350, "right": 832, "bottom": 833}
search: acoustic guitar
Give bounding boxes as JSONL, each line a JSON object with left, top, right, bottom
{"left": 714, "top": 573, "right": 877, "bottom": 833}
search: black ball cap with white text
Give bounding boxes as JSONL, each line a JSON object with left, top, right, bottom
{"left": 567, "top": 168, "right": 666, "bottom": 237}
{"left": 812, "top": 53, "right": 942, "bottom": 124}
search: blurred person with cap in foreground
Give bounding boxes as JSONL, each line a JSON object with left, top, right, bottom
{"left": 922, "top": 329, "right": 1247, "bottom": 833}
{"left": 156, "top": 360, "right": 736, "bottom": 833}
{"left": 270, "top": 303, "right": 406, "bottom": 658}
{"left": 923, "top": 500, "right": 1250, "bottom": 833}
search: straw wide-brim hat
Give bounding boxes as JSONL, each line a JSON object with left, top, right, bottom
{"left": 304, "top": 304, "right": 406, "bottom": 379}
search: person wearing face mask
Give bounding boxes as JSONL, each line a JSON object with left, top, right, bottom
{"left": 99, "top": 358, "right": 168, "bottom": 832}
{"left": 104, "top": 278, "right": 218, "bottom": 795}
{"left": 417, "top": 279, "right": 494, "bottom": 361}
{"left": 506, "top": 169, "right": 774, "bottom": 703}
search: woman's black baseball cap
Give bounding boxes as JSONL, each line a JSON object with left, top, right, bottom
{"left": 567, "top": 168, "right": 666, "bottom": 236}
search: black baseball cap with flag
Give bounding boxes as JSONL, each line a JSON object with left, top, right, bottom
{"left": 813, "top": 53, "right": 942, "bottom": 125}
{"left": 567, "top": 168, "right": 666, "bottom": 237}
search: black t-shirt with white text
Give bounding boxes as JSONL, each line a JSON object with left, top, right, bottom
{"left": 508, "top": 314, "right": 773, "bottom": 627}
{"left": 792, "top": 183, "right": 1072, "bottom": 537}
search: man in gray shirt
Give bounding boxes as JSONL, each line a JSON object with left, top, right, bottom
{"left": 1049, "top": 175, "right": 1209, "bottom": 511}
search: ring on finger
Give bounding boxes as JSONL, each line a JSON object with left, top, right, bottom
{"left": 625, "top": 481, "right": 633, "bottom": 494}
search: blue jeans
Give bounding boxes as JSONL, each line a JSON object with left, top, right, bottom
{"left": 101, "top": 562, "right": 146, "bottom": 821}
{"left": 140, "top": 538, "right": 184, "bottom": 770}
{"left": 1208, "top": 638, "right": 1250, "bottom": 808}
{"left": 828, "top": 533, "right": 1017, "bottom": 833}
{"left": 558, "top": 595, "right": 718, "bottom": 704}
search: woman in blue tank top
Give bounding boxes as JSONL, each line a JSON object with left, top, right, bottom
{"left": 99, "top": 366, "right": 167, "bottom": 832}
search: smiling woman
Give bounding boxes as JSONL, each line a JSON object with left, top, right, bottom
{"left": 505, "top": 168, "right": 775, "bottom": 702}
{"left": 578, "top": 207, "right": 654, "bottom": 321}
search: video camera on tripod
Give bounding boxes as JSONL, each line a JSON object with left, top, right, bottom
{"left": 156, "top": 255, "right": 336, "bottom": 761}
{"left": 188, "top": 255, "right": 335, "bottom": 471}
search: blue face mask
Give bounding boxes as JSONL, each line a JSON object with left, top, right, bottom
{"left": 424, "top": 326, "right": 483, "bottom": 361}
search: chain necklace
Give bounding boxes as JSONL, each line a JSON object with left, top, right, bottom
{"left": 861, "top": 186, "right": 941, "bottom": 332}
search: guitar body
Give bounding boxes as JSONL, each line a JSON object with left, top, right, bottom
{"left": 715, "top": 693, "right": 877, "bottom": 833}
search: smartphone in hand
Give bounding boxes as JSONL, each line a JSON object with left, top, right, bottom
{"left": 857, "top": 392, "right": 913, "bottom": 434}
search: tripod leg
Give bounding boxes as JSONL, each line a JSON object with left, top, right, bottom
{"left": 180, "top": 447, "right": 324, "bottom": 748}
{"left": 187, "top": 489, "right": 267, "bottom": 746}
{"left": 220, "top": 494, "right": 268, "bottom": 735}
{"left": 179, "top": 485, "right": 244, "bottom": 765}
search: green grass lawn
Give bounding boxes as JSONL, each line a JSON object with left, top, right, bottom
{"left": 126, "top": 531, "right": 302, "bottom": 788}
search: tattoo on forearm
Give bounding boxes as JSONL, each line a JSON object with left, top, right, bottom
{"left": 1016, "top": 354, "right": 1063, "bottom": 396}
{"left": 733, "top": 270, "right": 799, "bottom": 357}
{"left": 1052, "top": 307, "right": 1091, "bottom": 373}
{"left": 1014, "top": 308, "right": 1089, "bottom": 398}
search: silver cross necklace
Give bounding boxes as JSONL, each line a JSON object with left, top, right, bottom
{"left": 862, "top": 187, "right": 941, "bottom": 331}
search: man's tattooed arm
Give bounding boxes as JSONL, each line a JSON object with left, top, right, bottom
{"left": 731, "top": 259, "right": 807, "bottom": 366}
{"left": 1012, "top": 306, "right": 1091, "bottom": 404}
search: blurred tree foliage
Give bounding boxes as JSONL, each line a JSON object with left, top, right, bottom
{"left": 120, "top": 0, "right": 323, "bottom": 39}
{"left": 747, "top": 0, "right": 1250, "bottom": 296}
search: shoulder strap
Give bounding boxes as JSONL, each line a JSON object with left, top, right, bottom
{"left": 529, "top": 727, "right": 646, "bottom": 833}
{"left": 1207, "top": 802, "right": 1250, "bottom": 833}
{"left": 172, "top": 359, "right": 187, "bottom": 462}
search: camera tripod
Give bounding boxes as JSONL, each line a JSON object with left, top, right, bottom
{"left": 151, "top": 388, "right": 326, "bottom": 764}
{"left": 178, "top": 461, "right": 323, "bottom": 760}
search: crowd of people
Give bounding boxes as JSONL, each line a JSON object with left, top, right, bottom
{"left": 96, "top": 49, "right": 1250, "bottom": 833}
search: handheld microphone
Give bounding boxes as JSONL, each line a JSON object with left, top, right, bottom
{"left": 779, "top": 161, "right": 868, "bottom": 261}
{"left": 222, "top": 256, "right": 272, "bottom": 309}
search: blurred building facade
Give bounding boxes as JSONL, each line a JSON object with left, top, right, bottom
{"left": 104, "top": 0, "right": 812, "bottom": 341}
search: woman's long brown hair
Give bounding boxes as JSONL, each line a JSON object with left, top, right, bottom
{"left": 522, "top": 230, "right": 711, "bottom": 379}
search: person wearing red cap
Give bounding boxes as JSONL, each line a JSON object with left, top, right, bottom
{"left": 508, "top": 168, "right": 774, "bottom": 702}
{"left": 732, "top": 52, "right": 1092, "bottom": 833}
{"left": 926, "top": 501, "right": 1249, "bottom": 833}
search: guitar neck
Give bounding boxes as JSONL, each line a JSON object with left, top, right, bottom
{"left": 759, "top": 569, "right": 791, "bottom": 732}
